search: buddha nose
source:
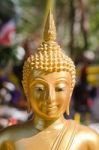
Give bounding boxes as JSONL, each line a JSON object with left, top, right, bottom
{"left": 47, "top": 86, "right": 56, "bottom": 104}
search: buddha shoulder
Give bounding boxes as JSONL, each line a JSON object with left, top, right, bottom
{"left": 0, "top": 121, "right": 36, "bottom": 145}
{"left": 65, "top": 120, "right": 99, "bottom": 149}
{"left": 79, "top": 123, "right": 99, "bottom": 138}
{"left": 76, "top": 122, "right": 99, "bottom": 149}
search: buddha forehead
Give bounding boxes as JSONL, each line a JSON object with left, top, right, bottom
{"left": 30, "top": 71, "right": 72, "bottom": 85}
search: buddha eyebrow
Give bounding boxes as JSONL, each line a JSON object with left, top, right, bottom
{"left": 55, "top": 77, "right": 67, "bottom": 81}
{"left": 34, "top": 77, "right": 47, "bottom": 82}
{"left": 34, "top": 77, "right": 67, "bottom": 82}
{"left": 55, "top": 77, "right": 68, "bottom": 84}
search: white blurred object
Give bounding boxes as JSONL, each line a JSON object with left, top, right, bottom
{"left": 0, "top": 118, "right": 8, "bottom": 127}
{"left": 4, "top": 82, "right": 15, "bottom": 91}
{"left": 83, "top": 50, "right": 95, "bottom": 60}
{"left": 0, "top": 106, "right": 28, "bottom": 121}
{"left": 16, "top": 46, "right": 25, "bottom": 60}
{"left": 89, "top": 123, "right": 99, "bottom": 134}
{"left": 5, "top": 93, "right": 12, "bottom": 102}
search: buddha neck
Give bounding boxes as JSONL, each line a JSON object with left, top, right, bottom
{"left": 33, "top": 115, "right": 66, "bottom": 131}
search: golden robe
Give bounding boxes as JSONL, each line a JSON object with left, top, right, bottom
{"left": 0, "top": 120, "right": 99, "bottom": 150}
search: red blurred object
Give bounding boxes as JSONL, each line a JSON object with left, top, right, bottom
{"left": 0, "top": 20, "right": 16, "bottom": 46}
{"left": 8, "top": 118, "right": 17, "bottom": 126}
{"left": 87, "top": 98, "right": 93, "bottom": 108}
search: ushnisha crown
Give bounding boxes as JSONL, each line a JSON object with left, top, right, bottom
{"left": 22, "top": 10, "right": 76, "bottom": 97}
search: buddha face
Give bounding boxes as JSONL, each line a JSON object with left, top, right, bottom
{"left": 29, "top": 71, "right": 72, "bottom": 121}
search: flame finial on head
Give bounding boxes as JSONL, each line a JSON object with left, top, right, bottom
{"left": 43, "top": 9, "right": 56, "bottom": 42}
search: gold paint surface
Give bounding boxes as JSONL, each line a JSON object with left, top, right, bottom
{"left": 0, "top": 10, "right": 99, "bottom": 150}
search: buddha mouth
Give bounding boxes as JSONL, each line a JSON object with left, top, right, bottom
{"left": 41, "top": 102, "right": 60, "bottom": 116}
{"left": 47, "top": 105, "right": 58, "bottom": 111}
{"left": 47, "top": 109, "right": 58, "bottom": 116}
{"left": 46, "top": 103, "right": 59, "bottom": 116}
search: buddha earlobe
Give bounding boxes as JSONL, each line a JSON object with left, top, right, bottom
{"left": 66, "top": 92, "right": 72, "bottom": 115}
{"left": 66, "top": 105, "right": 70, "bottom": 116}
{"left": 27, "top": 104, "right": 31, "bottom": 113}
{"left": 27, "top": 99, "right": 32, "bottom": 113}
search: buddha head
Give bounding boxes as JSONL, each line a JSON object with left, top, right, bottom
{"left": 22, "top": 10, "right": 76, "bottom": 121}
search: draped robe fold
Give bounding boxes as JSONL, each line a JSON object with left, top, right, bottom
{"left": 15, "top": 120, "right": 79, "bottom": 150}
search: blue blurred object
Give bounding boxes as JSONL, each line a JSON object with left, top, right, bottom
{"left": 0, "top": 75, "right": 21, "bottom": 106}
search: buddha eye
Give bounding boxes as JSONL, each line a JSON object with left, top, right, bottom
{"left": 55, "top": 87, "right": 65, "bottom": 92}
{"left": 35, "top": 84, "right": 45, "bottom": 92}
{"left": 36, "top": 87, "right": 44, "bottom": 92}
{"left": 55, "top": 83, "right": 66, "bottom": 92}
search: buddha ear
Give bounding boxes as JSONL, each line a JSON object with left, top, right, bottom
{"left": 27, "top": 90, "right": 32, "bottom": 113}
{"left": 22, "top": 80, "right": 32, "bottom": 113}
{"left": 66, "top": 101, "right": 70, "bottom": 116}
{"left": 27, "top": 99, "right": 32, "bottom": 113}
{"left": 66, "top": 90, "right": 72, "bottom": 116}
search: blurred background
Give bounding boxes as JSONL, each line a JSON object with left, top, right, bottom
{"left": 0, "top": 0, "right": 99, "bottom": 133}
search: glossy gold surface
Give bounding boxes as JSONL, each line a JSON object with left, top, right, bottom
{"left": 0, "top": 10, "right": 99, "bottom": 150}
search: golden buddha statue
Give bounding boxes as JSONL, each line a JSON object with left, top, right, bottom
{"left": 0, "top": 10, "right": 99, "bottom": 150}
